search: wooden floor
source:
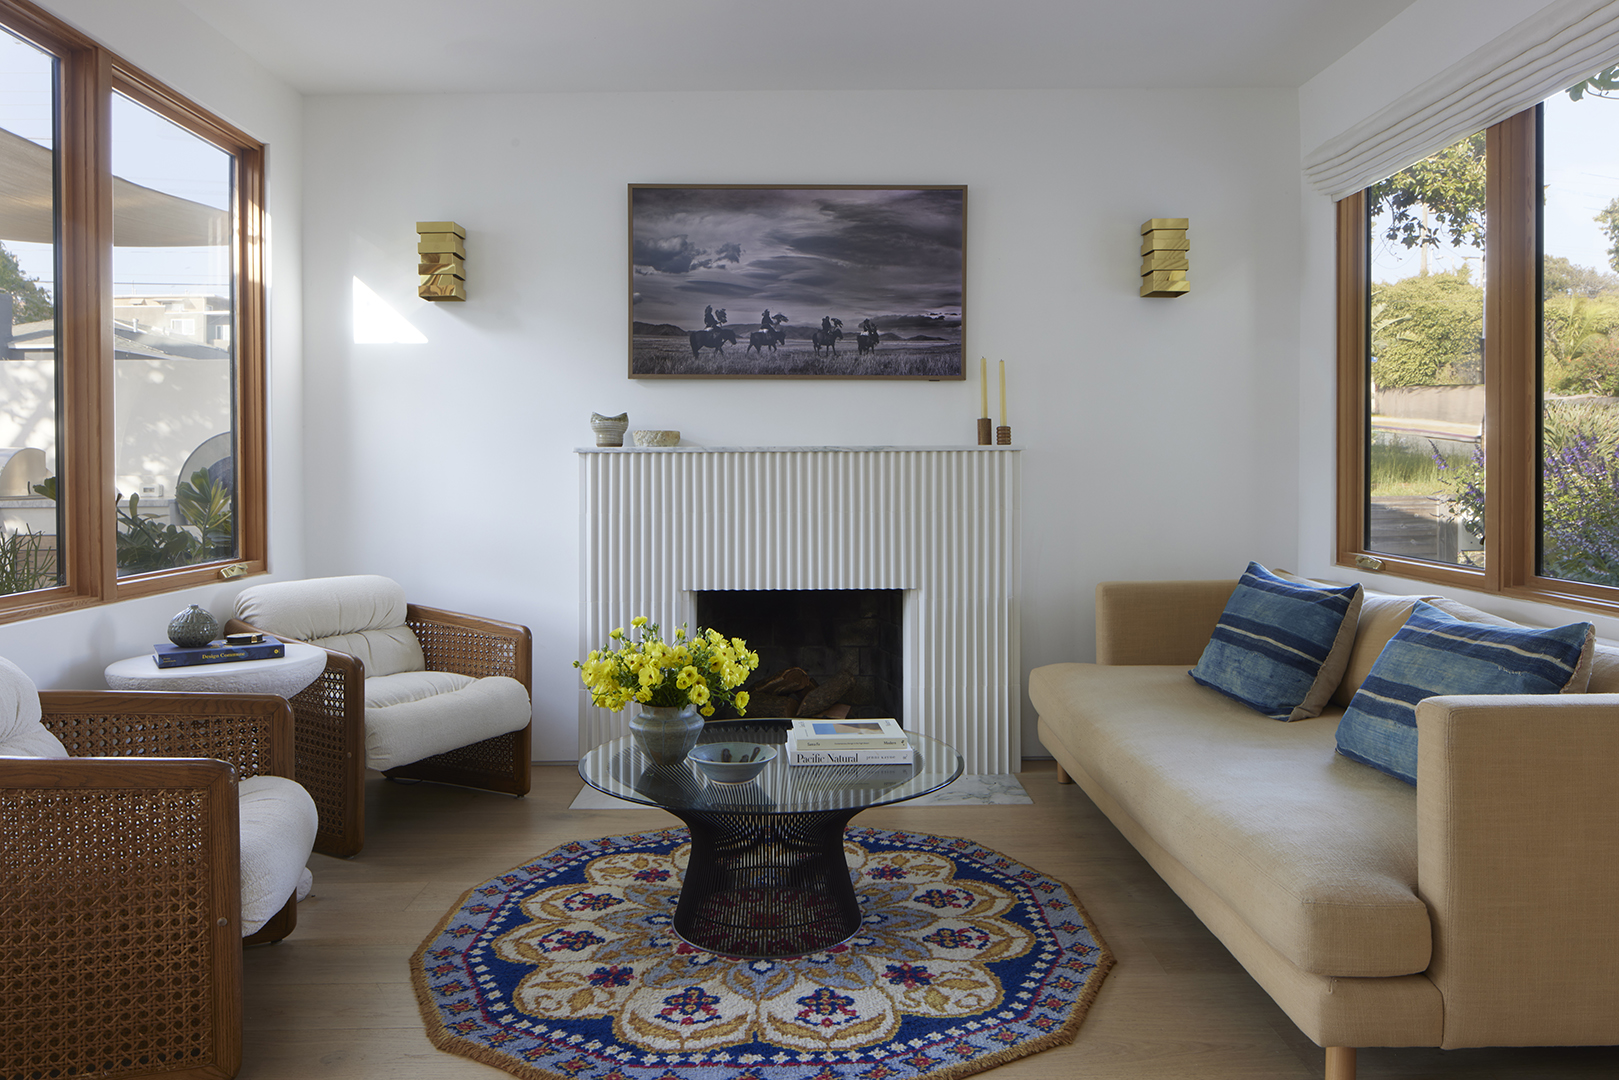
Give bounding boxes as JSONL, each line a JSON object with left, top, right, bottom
{"left": 242, "top": 761, "right": 1619, "bottom": 1079}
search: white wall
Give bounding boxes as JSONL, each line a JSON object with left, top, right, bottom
{"left": 1295, "top": 0, "right": 1619, "bottom": 643}
{"left": 0, "top": 0, "right": 306, "bottom": 689}
{"left": 301, "top": 87, "right": 1303, "bottom": 761}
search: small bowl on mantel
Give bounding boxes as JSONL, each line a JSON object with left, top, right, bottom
{"left": 688, "top": 742, "right": 774, "bottom": 784}
{"left": 632, "top": 429, "right": 680, "bottom": 447}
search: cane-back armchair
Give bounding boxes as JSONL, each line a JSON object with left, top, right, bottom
{"left": 0, "top": 664, "right": 316, "bottom": 1080}
{"left": 229, "top": 574, "right": 533, "bottom": 857}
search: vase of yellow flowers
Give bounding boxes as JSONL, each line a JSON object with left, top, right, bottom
{"left": 575, "top": 616, "right": 760, "bottom": 766}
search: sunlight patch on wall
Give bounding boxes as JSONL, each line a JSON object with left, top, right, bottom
{"left": 352, "top": 276, "right": 427, "bottom": 344}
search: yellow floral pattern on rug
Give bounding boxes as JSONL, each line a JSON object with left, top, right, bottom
{"left": 491, "top": 840, "right": 1033, "bottom": 1054}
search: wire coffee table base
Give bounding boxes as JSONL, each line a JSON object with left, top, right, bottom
{"left": 671, "top": 807, "right": 864, "bottom": 959}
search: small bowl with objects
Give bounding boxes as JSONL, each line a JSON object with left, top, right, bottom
{"left": 688, "top": 742, "right": 775, "bottom": 784}
{"left": 632, "top": 429, "right": 680, "bottom": 447}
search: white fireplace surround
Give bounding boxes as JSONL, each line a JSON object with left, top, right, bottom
{"left": 578, "top": 446, "right": 1022, "bottom": 774}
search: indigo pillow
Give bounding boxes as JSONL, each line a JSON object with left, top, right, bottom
{"left": 1189, "top": 563, "right": 1363, "bottom": 721}
{"left": 1335, "top": 601, "right": 1595, "bottom": 785}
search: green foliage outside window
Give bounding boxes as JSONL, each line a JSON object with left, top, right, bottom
{"left": 0, "top": 241, "right": 52, "bottom": 324}
{"left": 1369, "top": 269, "right": 1483, "bottom": 387}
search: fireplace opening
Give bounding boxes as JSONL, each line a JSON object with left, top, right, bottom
{"left": 694, "top": 589, "right": 903, "bottom": 725}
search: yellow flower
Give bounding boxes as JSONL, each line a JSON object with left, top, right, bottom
{"left": 734, "top": 691, "right": 750, "bottom": 714}
{"left": 675, "top": 627, "right": 687, "bottom": 640}
{"left": 732, "top": 637, "right": 746, "bottom": 654}
{"left": 636, "top": 688, "right": 652, "bottom": 703}
{"left": 639, "top": 666, "right": 662, "bottom": 689}
{"left": 609, "top": 627, "right": 624, "bottom": 640}
{"left": 700, "top": 705, "right": 715, "bottom": 717}
{"left": 688, "top": 682, "right": 711, "bottom": 705}
{"left": 631, "top": 615, "right": 648, "bottom": 628}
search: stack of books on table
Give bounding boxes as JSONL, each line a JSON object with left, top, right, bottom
{"left": 785, "top": 717, "right": 911, "bottom": 765}
{"left": 152, "top": 637, "right": 284, "bottom": 668}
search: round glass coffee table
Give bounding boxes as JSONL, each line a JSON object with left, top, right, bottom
{"left": 578, "top": 718, "right": 963, "bottom": 959}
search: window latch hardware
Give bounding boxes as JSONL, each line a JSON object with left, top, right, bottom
{"left": 218, "top": 563, "right": 248, "bottom": 580}
{"left": 1355, "top": 555, "right": 1384, "bottom": 571}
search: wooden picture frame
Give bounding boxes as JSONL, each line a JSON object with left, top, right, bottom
{"left": 629, "top": 185, "right": 965, "bottom": 380}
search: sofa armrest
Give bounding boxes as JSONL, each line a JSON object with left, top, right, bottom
{"left": 1415, "top": 693, "right": 1619, "bottom": 1048}
{"left": 406, "top": 604, "right": 533, "bottom": 692}
{"left": 1094, "top": 580, "right": 1235, "bottom": 666}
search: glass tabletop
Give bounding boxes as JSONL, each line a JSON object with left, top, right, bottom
{"left": 577, "top": 718, "right": 963, "bottom": 815}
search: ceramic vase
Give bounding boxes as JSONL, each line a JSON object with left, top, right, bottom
{"left": 629, "top": 703, "right": 702, "bottom": 767}
{"left": 590, "top": 412, "right": 629, "bottom": 447}
{"left": 167, "top": 603, "right": 219, "bottom": 647}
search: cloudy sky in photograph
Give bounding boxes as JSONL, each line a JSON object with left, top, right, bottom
{"left": 631, "top": 187, "right": 964, "bottom": 330}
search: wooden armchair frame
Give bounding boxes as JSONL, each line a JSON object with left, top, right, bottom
{"left": 0, "top": 690, "right": 298, "bottom": 1080}
{"left": 226, "top": 603, "right": 533, "bottom": 858}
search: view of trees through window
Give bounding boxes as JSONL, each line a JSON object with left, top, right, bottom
{"left": 1365, "top": 62, "right": 1619, "bottom": 587}
{"left": 0, "top": 25, "right": 240, "bottom": 597}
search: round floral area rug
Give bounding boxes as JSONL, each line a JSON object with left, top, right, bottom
{"left": 410, "top": 827, "right": 1113, "bottom": 1080}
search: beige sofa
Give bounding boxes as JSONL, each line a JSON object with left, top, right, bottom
{"left": 1029, "top": 580, "right": 1619, "bottom": 1080}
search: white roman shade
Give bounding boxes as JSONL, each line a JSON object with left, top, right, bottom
{"left": 1304, "top": 0, "right": 1619, "bottom": 200}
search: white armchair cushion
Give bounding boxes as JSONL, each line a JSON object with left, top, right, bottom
{"left": 0, "top": 655, "right": 66, "bottom": 758}
{"left": 238, "top": 774, "right": 318, "bottom": 937}
{"left": 234, "top": 575, "right": 426, "bottom": 676}
{"left": 362, "top": 672, "right": 531, "bottom": 772}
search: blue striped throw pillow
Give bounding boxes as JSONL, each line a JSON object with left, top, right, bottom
{"left": 1189, "top": 563, "right": 1363, "bottom": 722}
{"left": 1335, "top": 601, "right": 1594, "bottom": 785}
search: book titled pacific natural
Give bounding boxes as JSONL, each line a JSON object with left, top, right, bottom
{"left": 786, "top": 717, "right": 911, "bottom": 765}
{"left": 153, "top": 641, "right": 285, "bottom": 668}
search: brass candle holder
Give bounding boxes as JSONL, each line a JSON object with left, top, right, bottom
{"left": 996, "top": 425, "right": 1012, "bottom": 445}
{"left": 977, "top": 418, "right": 993, "bottom": 445}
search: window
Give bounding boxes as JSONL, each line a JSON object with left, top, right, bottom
{"left": 0, "top": 0, "right": 265, "bottom": 620}
{"left": 1339, "top": 64, "right": 1619, "bottom": 613}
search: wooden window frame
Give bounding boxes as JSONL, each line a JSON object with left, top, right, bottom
{"left": 0, "top": 0, "right": 266, "bottom": 623}
{"left": 1338, "top": 105, "right": 1619, "bottom": 617}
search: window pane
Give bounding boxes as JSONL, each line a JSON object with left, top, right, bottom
{"left": 111, "top": 91, "right": 236, "bottom": 576}
{"left": 1364, "top": 131, "right": 1487, "bottom": 568}
{"left": 0, "top": 28, "right": 62, "bottom": 595}
{"left": 1540, "top": 78, "right": 1619, "bottom": 586}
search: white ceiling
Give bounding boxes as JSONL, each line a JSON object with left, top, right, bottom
{"left": 172, "top": 0, "right": 1421, "bottom": 95}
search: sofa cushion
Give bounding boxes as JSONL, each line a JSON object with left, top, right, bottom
{"left": 1336, "top": 601, "right": 1594, "bottom": 785}
{"left": 0, "top": 656, "right": 66, "bottom": 758}
{"left": 1031, "top": 662, "right": 1430, "bottom": 978}
{"left": 1189, "top": 563, "right": 1363, "bottom": 721}
{"left": 363, "top": 672, "right": 531, "bottom": 772}
{"left": 235, "top": 575, "right": 426, "bottom": 677}
{"left": 237, "top": 774, "right": 318, "bottom": 937}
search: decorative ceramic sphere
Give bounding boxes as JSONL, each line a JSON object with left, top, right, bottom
{"left": 167, "top": 603, "right": 219, "bottom": 648}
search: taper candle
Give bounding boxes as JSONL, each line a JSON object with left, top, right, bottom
{"left": 980, "top": 357, "right": 988, "bottom": 418}
{"left": 999, "top": 360, "right": 1007, "bottom": 425}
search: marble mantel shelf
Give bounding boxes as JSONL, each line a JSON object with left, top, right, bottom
{"left": 576, "top": 445, "right": 1025, "bottom": 453}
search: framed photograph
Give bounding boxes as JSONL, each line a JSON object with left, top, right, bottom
{"left": 629, "top": 185, "right": 965, "bottom": 379}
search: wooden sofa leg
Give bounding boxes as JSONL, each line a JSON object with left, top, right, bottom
{"left": 1325, "top": 1046, "right": 1356, "bottom": 1080}
{"left": 1054, "top": 763, "right": 1074, "bottom": 784}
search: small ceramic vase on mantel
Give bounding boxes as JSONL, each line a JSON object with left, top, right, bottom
{"left": 629, "top": 703, "right": 703, "bottom": 767}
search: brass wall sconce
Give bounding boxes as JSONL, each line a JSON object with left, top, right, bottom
{"left": 1140, "top": 218, "right": 1189, "bottom": 297}
{"left": 417, "top": 221, "right": 466, "bottom": 302}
